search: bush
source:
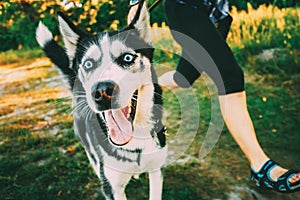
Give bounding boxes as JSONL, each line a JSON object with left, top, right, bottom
{"left": 228, "top": 4, "right": 300, "bottom": 64}
{"left": 0, "top": 48, "right": 44, "bottom": 64}
{"left": 1, "top": 1, "right": 299, "bottom": 52}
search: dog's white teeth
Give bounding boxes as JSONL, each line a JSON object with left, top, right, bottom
{"left": 127, "top": 106, "right": 131, "bottom": 119}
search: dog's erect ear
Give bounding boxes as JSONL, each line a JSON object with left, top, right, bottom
{"left": 57, "top": 12, "right": 86, "bottom": 58}
{"left": 127, "top": 0, "right": 151, "bottom": 44}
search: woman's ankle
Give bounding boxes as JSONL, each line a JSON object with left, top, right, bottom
{"left": 250, "top": 157, "right": 270, "bottom": 172}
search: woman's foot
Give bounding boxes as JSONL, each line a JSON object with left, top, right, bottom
{"left": 251, "top": 160, "right": 300, "bottom": 193}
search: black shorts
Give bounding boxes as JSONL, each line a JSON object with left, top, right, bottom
{"left": 164, "top": 0, "right": 244, "bottom": 95}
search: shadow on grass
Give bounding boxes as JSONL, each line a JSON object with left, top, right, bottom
{"left": 0, "top": 49, "right": 299, "bottom": 199}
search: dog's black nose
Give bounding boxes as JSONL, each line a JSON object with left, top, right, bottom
{"left": 91, "top": 81, "right": 119, "bottom": 108}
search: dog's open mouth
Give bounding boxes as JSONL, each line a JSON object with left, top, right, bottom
{"left": 103, "top": 91, "right": 137, "bottom": 146}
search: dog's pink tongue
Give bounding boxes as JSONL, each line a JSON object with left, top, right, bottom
{"left": 104, "top": 109, "right": 133, "bottom": 146}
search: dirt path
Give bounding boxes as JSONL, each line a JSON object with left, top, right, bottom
{"left": 1, "top": 58, "right": 299, "bottom": 200}
{"left": 0, "top": 58, "right": 71, "bottom": 131}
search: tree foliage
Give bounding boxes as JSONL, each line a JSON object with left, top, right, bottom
{"left": 0, "top": 0, "right": 298, "bottom": 52}
{"left": 0, "top": 0, "right": 130, "bottom": 52}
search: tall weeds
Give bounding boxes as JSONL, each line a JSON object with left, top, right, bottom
{"left": 228, "top": 3, "right": 300, "bottom": 52}
{"left": 151, "top": 4, "right": 299, "bottom": 77}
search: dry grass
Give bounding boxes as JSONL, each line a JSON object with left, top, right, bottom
{"left": 228, "top": 3, "right": 300, "bottom": 49}
{"left": 0, "top": 5, "right": 299, "bottom": 200}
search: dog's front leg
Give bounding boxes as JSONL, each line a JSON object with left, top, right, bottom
{"left": 149, "top": 169, "right": 163, "bottom": 200}
{"left": 103, "top": 166, "right": 132, "bottom": 200}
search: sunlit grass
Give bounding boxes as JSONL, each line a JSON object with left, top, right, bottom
{"left": 228, "top": 3, "right": 300, "bottom": 50}
{"left": 151, "top": 4, "right": 300, "bottom": 88}
{"left": 0, "top": 5, "right": 299, "bottom": 200}
{"left": 0, "top": 48, "right": 44, "bottom": 65}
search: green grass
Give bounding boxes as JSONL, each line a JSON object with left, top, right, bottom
{"left": 1, "top": 48, "right": 299, "bottom": 200}
{"left": 0, "top": 48, "right": 44, "bottom": 65}
{"left": 1, "top": 17, "right": 300, "bottom": 199}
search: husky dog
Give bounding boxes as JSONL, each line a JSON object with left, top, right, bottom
{"left": 36, "top": 1, "right": 167, "bottom": 200}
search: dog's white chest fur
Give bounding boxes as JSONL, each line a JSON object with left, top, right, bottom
{"left": 36, "top": 1, "right": 167, "bottom": 200}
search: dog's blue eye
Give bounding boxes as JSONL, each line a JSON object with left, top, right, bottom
{"left": 123, "top": 54, "right": 134, "bottom": 63}
{"left": 116, "top": 53, "right": 136, "bottom": 68}
{"left": 83, "top": 59, "right": 95, "bottom": 70}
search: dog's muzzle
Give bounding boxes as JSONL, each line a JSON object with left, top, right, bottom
{"left": 91, "top": 81, "right": 136, "bottom": 146}
{"left": 91, "top": 81, "right": 119, "bottom": 110}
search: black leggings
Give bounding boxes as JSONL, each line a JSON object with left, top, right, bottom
{"left": 164, "top": 0, "right": 244, "bottom": 95}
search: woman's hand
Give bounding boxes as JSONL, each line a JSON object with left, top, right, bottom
{"left": 158, "top": 70, "right": 179, "bottom": 89}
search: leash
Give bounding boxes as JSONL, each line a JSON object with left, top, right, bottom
{"left": 148, "top": 0, "right": 163, "bottom": 12}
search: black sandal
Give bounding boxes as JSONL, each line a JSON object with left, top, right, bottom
{"left": 250, "top": 160, "right": 300, "bottom": 193}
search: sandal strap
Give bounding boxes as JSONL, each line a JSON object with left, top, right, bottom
{"left": 251, "top": 160, "right": 300, "bottom": 193}
{"left": 276, "top": 169, "right": 300, "bottom": 192}
{"left": 250, "top": 159, "right": 279, "bottom": 190}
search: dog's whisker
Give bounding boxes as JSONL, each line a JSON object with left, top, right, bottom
{"left": 82, "top": 106, "right": 89, "bottom": 118}
{"left": 49, "top": 99, "right": 73, "bottom": 113}
{"left": 72, "top": 95, "right": 87, "bottom": 99}
{"left": 153, "top": 92, "right": 165, "bottom": 100}
{"left": 72, "top": 93, "right": 86, "bottom": 96}
{"left": 79, "top": 106, "right": 90, "bottom": 119}
{"left": 142, "top": 82, "right": 158, "bottom": 86}
{"left": 72, "top": 91, "right": 86, "bottom": 95}
{"left": 72, "top": 103, "right": 86, "bottom": 113}
{"left": 131, "top": 97, "right": 138, "bottom": 101}
{"left": 78, "top": 104, "right": 90, "bottom": 116}
{"left": 73, "top": 99, "right": 87, "bottom": 105}
{"left": 72, "top": 101, "right": 90, "bottom": 115}
{"left": 88, "top": 109, "right": 95, "bottom": 120}
{"left": 123, "top": 28, "right": 132, "bottom": 44}
{"left": 37, "top": 3, "right": 168, "bottom": 198}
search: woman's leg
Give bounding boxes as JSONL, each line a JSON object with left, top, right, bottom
{"left": 218, "top": 91, "right": 296, "bottom": 181}
{"left": 158, "top": 68, "right": 300, "bottom": 185}
{"left": 218, "top": 91, "right": 268, "bottom": 169}
{"left": 163, "top": 0, "right": 300, "bottom": 186}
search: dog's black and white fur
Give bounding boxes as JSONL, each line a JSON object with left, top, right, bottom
{"left": 36, "top": 2, "right": 167, "bottom": 199}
